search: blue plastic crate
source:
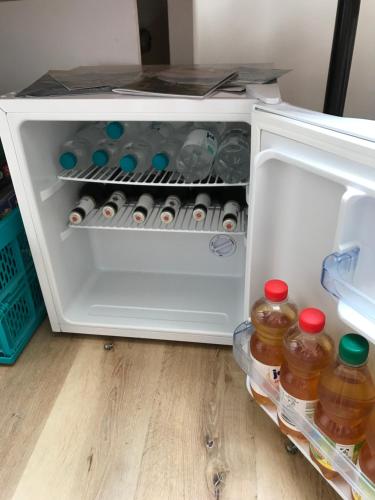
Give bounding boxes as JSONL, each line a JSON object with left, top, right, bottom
{"left": 0, "top": 268, "right": 46, "bottom": 365}
{"left": 0, "top": 208, "right": 32, "bottom": 302}
{"left": 0, "top": 209, "right": 46, "bottom": 365}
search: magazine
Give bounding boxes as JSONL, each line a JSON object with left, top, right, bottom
{"left": 48, "top": 65, "right": 144, "bottom": 91}
{"left": 17, "top": 64, "right": 291, "bottom": 98}
{"left": 112, "top": 66, "right": 237, "bottom": 99}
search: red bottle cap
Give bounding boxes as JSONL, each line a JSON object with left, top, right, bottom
{"left": 299, "top": 308, "right": 325, "bottom": 334}
{"left": 264, "top": 279, "right": 288, "bottom": 302}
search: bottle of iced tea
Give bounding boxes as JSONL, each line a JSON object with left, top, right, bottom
{"left": 352, "top": 408, "right": 375, "bottom": 499}
{"left": 310, "top": 334, "right": 375, "bottom": 479}
{"left": 278, "top": 308, "right": 334, "bottom": 440}
{"left": 249, "top": 279, "right": 298, "bottom": 406}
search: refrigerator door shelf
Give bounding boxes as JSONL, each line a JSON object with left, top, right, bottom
{"left": 58, "top": 165, "right": 249, "bottom": 188}
{"left": 233, "top": 322, "right": 375, "bottom": 500}
{"left": 321, "top": 247, "right": 375, "bottom": 344}
{"left": 69, "top": 204, "right": 247, "bottom": 235}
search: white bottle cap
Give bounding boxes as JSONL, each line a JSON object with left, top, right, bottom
{"left": 160, "top": 209, "right": 174, "bottom": 224}
{"left": 102, "top": 205, "right": 116, "bottom": 219}
{"left": 69, "top": 210, "right": 83, "bottom": 225}
{"left": 222, "top": 216, "right": 237, "bottom": 232}
{"left": 133, "top": 210, "right": 145, "bottom": 224}
{"left": 193, "top": 207, "right": 206, "bottom": 222}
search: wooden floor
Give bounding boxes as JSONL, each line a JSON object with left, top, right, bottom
{"left": 0, "top": 321, "right": 339, "bottom": 500}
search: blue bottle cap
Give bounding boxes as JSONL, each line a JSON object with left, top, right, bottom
{"left": 106, "top": 121, "right": 124, "bottom": 140}
{"left": 152, "top": 153, "right": 169, "bottom": 171}
{"left": 59, "top": 152, "right": 77, "bottom": 169}
{"left": 92, "top": 150, "right": 109, "bottom": 167}
{"left": 119, "top": 154, "right": 137, "bottom": 172}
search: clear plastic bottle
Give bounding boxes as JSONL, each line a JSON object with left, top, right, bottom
{"left": 59, "top": 123, "right": 106, "bottom": 170}
{"left": 105, "top": 121, "right": 148, "bottom": 141}
{"left": 213, "top": 124, "right": 250, "bottom": 183}
{"left": 278, "top": 308, "right": 334, "bottom": 440}
{"left": 105, "top": 121, "right": 126, "bottom": 141}
{"left": 352, "top": 409, "right": 375, "bottom": 500}
{"left": 176, "top": 123, "right": 222, "bottom": 182}
{"left": 310, "top": 334, "right": 375, "bottom": 479}
{"left": 249, "top": 279, "right": 298, "bottom": 407}
{"left": 151, "top": 136, "right": 182, "bottom": 173}
{"left": 117, "top": 138, "right": 153, "bottom": 174}
{"left": 92, "top": 139, "right": 119, "bottom": 168}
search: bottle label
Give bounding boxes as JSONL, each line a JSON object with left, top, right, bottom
{"left": 108, "top": 191, "right": 126, "bottom": 206}
{"left": 164, "top": 195, "right": 181, "bottom": 211}
{"left": 250, "top": 353, "right": 280, "bottom": 397}
{"left": 77, "top": 196, "right": 95, "bottom": 214}
{"left": 184, "top": 130, "right": 218, "bottom": 157}
{"left": 278, "top": 385, "right": 318, "bottom": 431}
{"left": 223, "top": 201, "right": 240, "bottom": 218}
{"left": 310, "top": 439, "right": 363, "bottom": 472}
{"left": 136, "top": 194, "right": 154, "bottom": 213}
{"left": 195, "top": 193, "right": 211, "bottom": 209}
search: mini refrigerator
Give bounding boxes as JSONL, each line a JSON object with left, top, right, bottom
{"left": 0, "top": 90, "right": 374, "bottom": 499}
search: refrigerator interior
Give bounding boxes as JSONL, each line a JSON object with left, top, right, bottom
{"left": 17, "top": 120, "right": 250, "bottom": 340}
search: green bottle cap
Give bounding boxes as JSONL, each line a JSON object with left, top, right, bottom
{"left": 59, "top": 152, "right": 77, "bottom": 169}
{"left": 106, "top": 122, "right": 124, "bottom": 140}
{"left": 152, "top": 153, "right": 169, "bottom": 171}
{"left": 92, "top": 150, "right": 109, "bottom": 167}
{"left": 120, "top": 154, "right": 137, "bottom": 172}
{"left": 339, "top": 333, "right": 369, "bottom": 366}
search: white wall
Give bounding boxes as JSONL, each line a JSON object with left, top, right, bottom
{"left": 0, "top": 0, "right": 141, "bottom": 94}
{"left": 168, "top": 0, "right": 194, "bottom": 64}
{"left": 193, "top": 0, "right": 375, "bottom": 119}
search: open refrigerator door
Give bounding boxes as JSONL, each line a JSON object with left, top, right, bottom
{"left": 235, "top": 103, "right": 375, "bottom": 499}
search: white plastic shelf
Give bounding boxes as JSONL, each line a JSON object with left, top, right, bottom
{"left": 233, "top": 321, "right": 375, "bottom": 500}
{"left": 69, "top": 203, "right": 247, "bottom": 234}
{"left": 58, "top": 165, "right": 248, "bottom": 187}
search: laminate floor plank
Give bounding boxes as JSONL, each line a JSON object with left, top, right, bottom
{"left": 0, "top": 323, "right": 339, "bottom": 500}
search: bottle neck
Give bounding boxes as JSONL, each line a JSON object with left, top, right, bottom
{"left": 265, "top": 297, "right": 288, "bottom": 306}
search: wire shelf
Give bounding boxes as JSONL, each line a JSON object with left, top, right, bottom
{"left": 69, "top": 203, "right": 247, "bottom": 234}
{"left": 58, "top": 165, "right": 249, "bottom": 187}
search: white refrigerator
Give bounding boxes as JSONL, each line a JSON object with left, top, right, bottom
{"left": 0, "top": 91, "right": 374, "bottom": 499}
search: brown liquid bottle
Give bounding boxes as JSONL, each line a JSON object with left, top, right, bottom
{"left": 352, "top": 408, "right": 375, "bottom": 499}
{"left": 278, "top": 308, "right": 334, "bottom": 440}
{"left": 310, "top": 334, "right": 375, "bottom": 480}
{"left": 249, "top": 279, "right": 298, "bottom": 407}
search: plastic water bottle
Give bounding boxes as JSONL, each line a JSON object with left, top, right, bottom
{"left": 59, "top": 123, "right": 107, "bottom": 170}
{"left": 213, "top": 124, "right": 250, "bottom": 183}
{"left": 105, "top": 122, "right": 126, "bottom": 140}
{"left": 92, "top": 139, "right": 119, "bottom": 168}
{"left": 176, "top": 123, "right": 222, "bottom": 182}
{"left": 117, "top": 138, "right": 153, "bottom": 173}
{"left": 105, "top": 121, "right": 149, "bottom": 141}
{"left": 151, "top": 136, "right": 182, "bottom": 172}
{"left": 150, "top": 122, "right": 191, "bottom": 172}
